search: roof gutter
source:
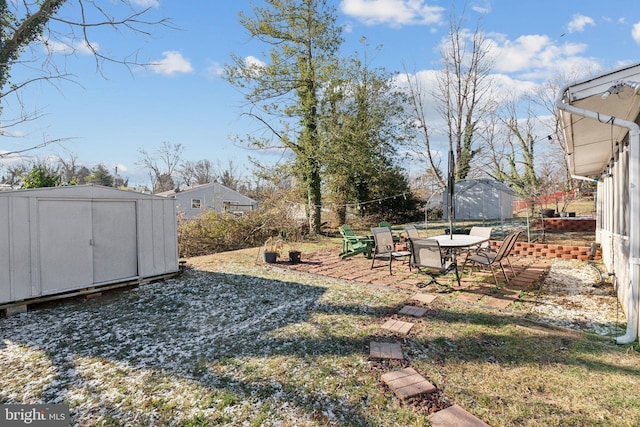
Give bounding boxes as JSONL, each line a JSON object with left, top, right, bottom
{"left": 557, "top": 86, "right": 639, "bottom": 344}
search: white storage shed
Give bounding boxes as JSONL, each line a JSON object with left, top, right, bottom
{"left": 0, "top": 185, "right": 178, "bottom": 306}
{"left": 444, "top": 179, "right": 515, "bottom": 220}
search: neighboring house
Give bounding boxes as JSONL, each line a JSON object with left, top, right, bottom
{"left": 0, "top": 185, "right": 178, "bottom": 307}
{"left": 443, "top": 179, "right": 515, "bottom": 220}
{"left": 157, "top": 182, "right": 258, "bottom": 219}
{"left": 557, "top": 61, "right": 640, "bottom": 344}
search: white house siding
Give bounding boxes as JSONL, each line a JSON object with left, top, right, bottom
{"left": 596, "top": 146, "right": 633, "bottom": 318}
{"left": 0, "top": 186, "right": 178, "bottom": 305}
{"left": 160, "top": 183, "right": 258, "bottom": 219}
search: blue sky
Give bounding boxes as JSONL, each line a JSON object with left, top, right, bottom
{"left": 2, "top": 0, "right": 640, "bottom": 188}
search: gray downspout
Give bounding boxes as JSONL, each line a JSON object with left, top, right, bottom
{"left": 556, "top": 88, "right": 639, "bottom": 344}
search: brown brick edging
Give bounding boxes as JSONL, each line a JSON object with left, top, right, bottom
{"left": 530, "top": 218, "right": 595, "bottom": 232}
{"left": 489, "top": 241, "right": 601, "bottom": 261}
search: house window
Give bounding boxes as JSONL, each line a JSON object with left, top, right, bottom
{"left": 222, "top": 200, "right": 239, "bottom": 212}
{"left": 191, "top": 199, "right": 201, "bottom": 209}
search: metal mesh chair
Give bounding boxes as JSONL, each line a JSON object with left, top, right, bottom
{"left": 469, "top": 226, "right": 493, "bottom": 253}
{"left": 403, "top": 225, "right": 421, "bottom": 240}
{"left": 370, "top": 227, "right": 411, "bottom": 275}
{"left": 409, "top": 238, "right": 460, "bottom": 288}
{"left": 463, "top": 231, "right": 521, "bottom": 286}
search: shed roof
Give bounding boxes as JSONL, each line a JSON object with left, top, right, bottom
{"left": 558, "top": 62, "right": 640, "bottom": 177}
{"left": 0, "top": 185, "right": 163, "bottom": 200}
{"left": 156, "top": 182, "right": 257, "bottom": 203}
{"left": 453, "top": 179, "right": 515, "bottom": 195}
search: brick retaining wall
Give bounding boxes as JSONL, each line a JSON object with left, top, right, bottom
{"left": 490, "top": 241, "right": 601, "bottom": 261}
{"left": 530, "top": 218, "right": 596, "bottom": 232}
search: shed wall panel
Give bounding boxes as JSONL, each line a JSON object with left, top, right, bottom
{"left": 136, "top": 199, "right": 153, "bottom": 277}
{"left": 11, "top": 197, "right": 32, "bottom": 300}
{"left": 38, "top": 200, "right": 93, "bottom": 294}
{"left": 0, "top": 199, "right": 10, "bottom": 302}
{"left": 163, "top": 199, "right": 178, "bottom": 270}
{"left": 152, "top": 199, "right": 167, "bottom": 275}
{"left": 92, "top": 201, "right": 138, "bottom": 283}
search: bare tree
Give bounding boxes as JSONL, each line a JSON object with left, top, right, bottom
{"left": 530, "top": 70, "right": 598, "bottom": 199}
{"left": 485, "top": 98, "right": 540, "bottom": 199}
{"left": 1, "top": 0, "right": 171, "bottom": 154}
{"left": 436, "top": 10, "right": 494, "bottom": 181}
{"left": 214, "top": 159, "right": 243, "bottom": 190}
{"left": 137, "top": 141, "right": 184, "bottom": 193}
{"left": 404, "top": 9, "right": 494, "bottom": 189}
{"left": 179, "top": 159, "right": 218, "bottom": 187}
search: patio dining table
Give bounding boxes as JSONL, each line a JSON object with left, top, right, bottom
{"left": 416, "top": 234, "right": 490, "bottom": 263}
{"left": 426, "top": 234, "right": 490, "bottom": 250}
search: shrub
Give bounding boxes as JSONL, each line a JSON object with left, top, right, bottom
{"left": 178, "top": 190, "right": 307, "bottom": 257}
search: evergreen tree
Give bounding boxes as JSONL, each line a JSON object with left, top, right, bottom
{"left": 225, "top": 0, "right": 342, "bottom": 235}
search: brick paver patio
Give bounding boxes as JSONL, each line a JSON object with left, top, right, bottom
{"left": 278, "top": 246, "right": 552, "bottom": 312}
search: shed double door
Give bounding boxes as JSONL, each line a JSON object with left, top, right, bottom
{"left": 38, "top": 200, "right": 138, "bottom": 294}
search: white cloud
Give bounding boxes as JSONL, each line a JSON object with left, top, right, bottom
{"left": 130, "top": 0, "right": 159, "bottom": 7}
{"left": 484, "top": 32, "right": 600, "bottom": 80}
{"left": 244, "top": 56, "right": 266, "bottom": 68}
{"left": 632, "top": 22, "right": 640, "bottom": 44}
{"left": 148, "top": 51, "right": 193, "bottom": 76}
{"left": 205, "top": 60, "right": 224, "bottom": 79}
{"left": 45, "top": 39, "right": 99, "bottom": 55}
{"left": 340, "top": 0, "right": 445, "bottom": 27}
{"left": 471, "top": 0, "right": 491, "bottom": 15}
{"left": 567, "top": 14, "right": 595, "bottom": 33}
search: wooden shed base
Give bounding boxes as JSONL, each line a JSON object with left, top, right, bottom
{"left": 1, "top": 272, "right": 179, "bottom": 317}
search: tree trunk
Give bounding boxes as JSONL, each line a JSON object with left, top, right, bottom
{"left": 307, "top": 160, "right": 322, "bottom": 235}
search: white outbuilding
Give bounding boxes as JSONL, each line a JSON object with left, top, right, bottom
{"left": 443, "top": 179, "right": 515, "bottom": 220}
{"left": 0, "top": 185, "right": 178, "bottom": 308}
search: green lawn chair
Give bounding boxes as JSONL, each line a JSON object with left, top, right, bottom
{"left": 339, "top": 225, "right": 372, "bottom": 259}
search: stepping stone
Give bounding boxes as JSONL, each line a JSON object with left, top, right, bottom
{"left": 412, "top": 293, "right": 437, "bottom": 304}
{"left": 398, "top": 305, "right": 428, "bottom": 317}
{"left": 380, "top": 319, "right": 414, "bottom": 335}
{"left": 369, "top": 341, "right": 404, "bottom": 360}
{"left": 427, "top": 404, "right": 490, "bottom": 427}
{"left": 381, "top": 367, "right": 436, "bottom": 400}
{"left": 482, "top": 296, "right": 514, "bottom": 309}
{"left": 456, "top": 293, "right": 483, "bottom": 303}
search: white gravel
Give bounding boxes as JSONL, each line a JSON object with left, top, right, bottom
{"left": 527, "top": 259, "right": 626, "bottom": 336}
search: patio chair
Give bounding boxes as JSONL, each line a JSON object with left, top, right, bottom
{"left": 339, "top": 224, "right": 371, "bottom": 259}
{"left": 463, "top": 231, "right": 521, "bottom": 287}
{"left": 403, "top": 225, "right": 421, "bottom": 240}
{"left": 469, "top": 226, "right": 494, "bottom": 254}
{"left": 409, "top": 238, "right": 460, "bottom": 288}
{"left": 379, "top": 221, "right": 401, "bottom": 241}
{"left": 370, "top": 227, "right": 411, "bottom": 275}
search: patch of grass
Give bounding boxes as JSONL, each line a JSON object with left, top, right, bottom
{"left": 2, "top": 249, "right": 639, "bottom": 426}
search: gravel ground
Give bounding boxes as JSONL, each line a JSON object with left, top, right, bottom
{"left": 526, "top": 258, "right": 627, "bottom": 337}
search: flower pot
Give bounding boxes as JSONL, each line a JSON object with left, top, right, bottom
{"left": 262, "top": 251, "right": 278, "bottom": 263}
{"left": 541, "top": 208, "right": 555, "bottom": 218}
{"left": 288, "top": 251, "right": 301, "bottom": 264}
